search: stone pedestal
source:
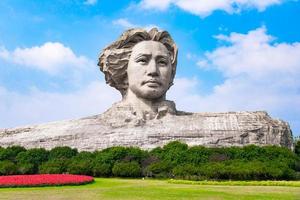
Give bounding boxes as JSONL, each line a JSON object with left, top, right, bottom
{"left": 0, "top": 105, "right": 293, "bottom": 151}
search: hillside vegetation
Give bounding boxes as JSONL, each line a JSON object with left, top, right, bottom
{"left": 1, "top": 141, "right": 300, "bottom": 180}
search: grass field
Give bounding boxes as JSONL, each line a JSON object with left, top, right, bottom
{"left": 0, "top": 178, "right": 299, "bottom": 200}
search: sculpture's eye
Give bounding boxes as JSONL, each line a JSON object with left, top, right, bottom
{"left": 137, "top": 57, "right": 148, "bottom": 64}
{"left": 158, "top": 59, "right": 168, "bottom": 66}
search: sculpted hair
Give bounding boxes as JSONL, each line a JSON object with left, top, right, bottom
{"left": 98, "top": 28, "right": 178, "bottom": 97}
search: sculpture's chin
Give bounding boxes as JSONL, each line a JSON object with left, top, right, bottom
{"left": 131, "top": 86, "right": 166, "bottom": 100}
{"left": 138, "top": 91, "right": 164, "bottom": 100}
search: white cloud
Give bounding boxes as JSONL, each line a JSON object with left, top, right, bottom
{"left": 112, "top": 18, "right": 159, "bottom": 31}
{"left": 0, "top": 42, "right": 94, "bottom": 74}
{"left": 200, "top": 27, "right": 300, "bottom": 81}
{"left": 140, "top": 0, "right": 173, "bottom": 10}
{"left": 84, "top": 0, "right": 97, "bottom": 5}
{"left": 0, "top": 81, "right": 120, "bottom": 128}
{"left": 207, "top": 27, "right": 300, "bottom": 110}
{"left": 168, "top": 27, "right": 300, "bottom": 134}
{"left": 113, "top": 18, "right": 136, "bottom": 29}
{"left": 140, "top": 0, "right": 284, "bottom": 17}
{"left": 0, "top": 46, "right": 10, "bottom": 60}
{"left": 168, "top": 77, "right": 202, "bottom": 112}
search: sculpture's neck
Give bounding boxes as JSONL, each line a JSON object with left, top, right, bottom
{"left": 123, "top": 90, "right": 165, "bottom": 113}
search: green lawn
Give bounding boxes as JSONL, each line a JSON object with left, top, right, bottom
{"left": 0, "top": 178, "right": 299, "bottom": 200}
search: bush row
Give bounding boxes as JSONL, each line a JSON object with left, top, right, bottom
{"left": 0, "top": 142, "right": 299, "bottom": 180}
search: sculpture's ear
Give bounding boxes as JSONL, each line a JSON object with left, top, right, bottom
{"left": 172, "top": 44, "right": 178, "bottom": 65}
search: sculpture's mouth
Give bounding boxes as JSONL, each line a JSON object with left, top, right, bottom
{"left": 142, "top": 79, "right": 161, "bottom": 85}
{"left": 143, "top": 80, "right": 162, "bottom": 87}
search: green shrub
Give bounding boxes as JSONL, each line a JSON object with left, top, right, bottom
{"left": 16, "top": 148, "right": 49, "bottom": 173}
{"left": 141, "top": 155, "right": 159, "bottom": 172}
{"left": 295, "top": 140, "right": 300, "bottom": 157}
{"left": 94, "top": 147, "right": 127, "bottom": 167}
{"left": 185, "top": 146, "right": 211, "bottom": 164}
{"left": 49, "top": 146, "right": 78, "bottom": 160}
{"left": 0, "top": 160, "right": 17, "bottom": 175}
{"left": 112, "top": 161, "right": 142, "bottom": 177}
{"left": 162, "top": 141, "right": 188, "bottom": 165}
{"left": 93, "top": 163, "right": 112, "bottom": 177}
{"left": 122, "top": 147, "right": 148, "bottom": 163}
{"left": 145, "top": 161, "right": 172, "bottom": 178}
{"left": 1, "top": 141, "right": 298, "bottom": 180}
{"left": 0, "top": 146, "right": 26, "bottom": 162}
{"left": 76, "top": 151, "right": 95, "bottom": 160}
{"left": 67, "top": 157, "right": 93, "bottom": 175}
{"left": 17, "top": 162, "right": 35, "bottom": 174}
{"left": 173, "top": 164, "right": 199, "bottom": 180}
{"left": 39, "top": 159, "right": 69, "bottom": 174}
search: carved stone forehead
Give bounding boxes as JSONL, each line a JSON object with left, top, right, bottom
{"left": 131, "top": 41, "right": 170, "bottom": 58}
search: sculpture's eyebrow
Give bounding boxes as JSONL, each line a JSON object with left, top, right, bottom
{"left": 134, "top": 53, "right": 169, "bottom": 60}
{"left": 156, "top": 55, "right": 169, "bottom": 60}
{"left": 134, "top": 53, "right": 151, "bottom": 60}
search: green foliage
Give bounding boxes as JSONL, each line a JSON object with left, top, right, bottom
{"left": 145, "top": 160, "right": 172, "bottom": 178}
{"left": 163, "top": 141, "right": 189, "bottom": 152}
{"left": 16, "top": 148, "right": 49, "bottom": 173}
{"left": 94, "top": 146, "right": 127, "bottom": 167}
{"left": 93, "top": 162, "right": 111, "bottom": 177}
{"left": 112, "top": 161, "right": 142, "bottom": 177}
{"left": 39, "top": 159, "right": 69, "bottom": 174}
{"left": 172, "top": 164, "right": 199, "bottom": 180}
{"left": 185, "top": 146, "right": 211, "bottom": 164}
{"left": 0, "top": 146, "right": 26, "bottom": 162}
{"left": 17, "top": 162, "right": 35, "bottom": 174}
{"left": 16, "top": 148, "right": 49, "bottom": 165}
{"left": 122, "top": 147, "right": 147, "bottom": 163}
{"left": 172, "top": 160, "right": 297, "bottom": 180}
{"left": 76, "top": 151, "right": 95, "bottom": 160}
{"left": 0, "top": 160, "right": 17, "bottom": 175}
{"left": 49, "top": 146, "right": 78, "bottom": 160}
{"left": 295, "top": 140, "right": 300, "bottom": 157}
{"left": 153, "top": 141, "right": 189, "bottom": 166}
{"left": 67, "top": 155, "right": 94, "bottom": 175}
{"left": 0, "top": 141, "right": 298, "bottom": 180}
{"left": 92, "top": 146, "right": 147, "bottom": 177}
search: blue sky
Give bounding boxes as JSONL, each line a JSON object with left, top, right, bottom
{"left": 0, "top": 0, "right": 299, "bottom": 137}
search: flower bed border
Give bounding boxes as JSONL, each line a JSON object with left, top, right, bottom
{"left": 0, "top": 174, "right": 94, "bottom": 188}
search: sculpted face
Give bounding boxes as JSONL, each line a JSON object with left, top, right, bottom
{"left": 127, "top": 41, "right": 172, "bottom": 100}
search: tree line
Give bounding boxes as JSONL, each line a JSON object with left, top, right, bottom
{"left": 1, "top": 141, "right": 300, "bottom": 180}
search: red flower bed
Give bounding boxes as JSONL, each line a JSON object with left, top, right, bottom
{"left": 0, "top": 174, "right": 94, "bottom": 187}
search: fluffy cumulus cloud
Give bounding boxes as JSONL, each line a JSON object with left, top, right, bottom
{"left": 113, "top": 18, "right": 136, "bottom": 29}
{"left": 140, "top": 0, "right": 283, "bottom": 17}
{"left": 112, "top": 18, "right": 159, "bottom": 31}
{"left": 0, "top": 41, "right": 119, "bottom": 128}
{"left": 168, "top": 27, "right": 300, "bottom": 134}
{"left": 0, "top": 81, "right": 120, "bottom": 128}
{"left": 0, "top": 42, "right": 93, "bottom": 74}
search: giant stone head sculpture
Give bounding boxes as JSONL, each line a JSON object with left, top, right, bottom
{"left": 98, "top": 28, "right": 178, "bottom": 102}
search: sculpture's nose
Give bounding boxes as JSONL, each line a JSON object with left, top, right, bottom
{"left": 146, "top": 59, "right": 159, "bottom": 77}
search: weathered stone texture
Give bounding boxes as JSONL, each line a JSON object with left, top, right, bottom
{"left": 0, "top": 105, "right": 293, "bottom": 151}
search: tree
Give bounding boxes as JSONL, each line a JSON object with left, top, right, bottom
{"left": 16, "top": 148, "right": 49, "bottom": 173}
{"left": 49, "top": 146, "right": 78, "bottom": 160}
{"left": 0, "top": 146, "right": 26, "bottom": 162}
{"left": 0, "top": 160, "right": 17, "bottom": 175}
{"left": 39, "top": 159, "right": 69, "bottom": 174}
{"left": 67, "top": 156, "right": 94, "bottom": 175}
{"left": 295, "top": 140, "right": 300, "bottom": 157}
{"left": 93, "top": 163, "right": 112, "bottom": 177}
{"left": 112, "top": 161, "right": 142, "bottom": 177}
